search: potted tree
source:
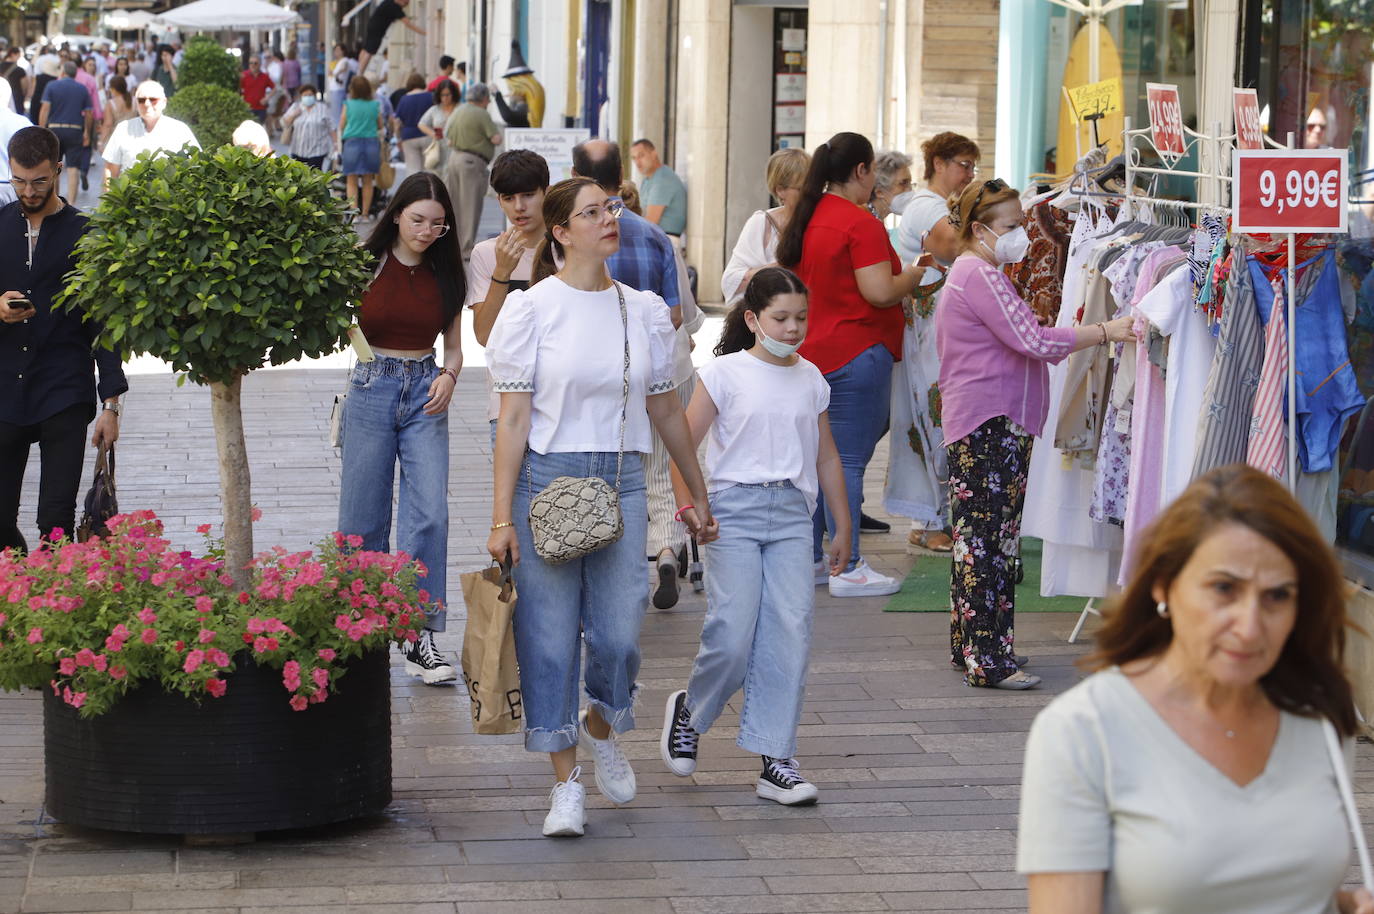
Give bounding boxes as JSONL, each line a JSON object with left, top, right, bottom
{"left": 0, "top": 145, "right": 399, "bottom": 835}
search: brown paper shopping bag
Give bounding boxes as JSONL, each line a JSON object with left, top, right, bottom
{"left": 458, "top": 562, "right": 524, "bottom": 734}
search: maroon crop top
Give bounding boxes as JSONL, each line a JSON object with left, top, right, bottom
{"left": 358, "top": 254, "right": 447, "bottom": 350}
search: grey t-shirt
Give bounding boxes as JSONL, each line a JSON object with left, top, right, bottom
{"left": 1018, "top": 667, "right": 1351, "bottom": 914}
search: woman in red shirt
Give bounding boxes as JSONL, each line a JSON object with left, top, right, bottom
{"left": 338, "top": 172, "right": 467, "bottom": 686}
{"left": 777, "top": 132, "right": 931, "bottom": 598}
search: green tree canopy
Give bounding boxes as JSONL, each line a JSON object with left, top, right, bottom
{"left": 58, "top": 146, "right": 373, "bottom": 386}
{"left": 177, "top": 35, "right": 241, "bottom": 92}
{"left": 164, "top": 84, "right": 253, "bottom": 151}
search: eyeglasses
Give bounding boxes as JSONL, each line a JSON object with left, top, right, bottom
{"left": 136, "top": 96, "right": 162, "bottom": 105}
{"left": 408, "top": 219, "right": 450, "bottom": 237}
{"left": 968, "top": 178, "right": 1007, "bottom": 214}
{"left": 561, "top": 200, "right": 624, "bottom": 226}
{"left": 954, "top": 159, "right": 979, "bottom": 173}
{"left": 10, "top": 176, "right": 53, "bottom": 191}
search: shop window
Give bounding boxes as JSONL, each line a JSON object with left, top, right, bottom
{"left": 772, "top": 9, "right": 806, "bottom": 152}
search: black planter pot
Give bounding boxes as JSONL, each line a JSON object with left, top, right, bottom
{"left": 42, "top": 648, "right": 392, "bottom": 835}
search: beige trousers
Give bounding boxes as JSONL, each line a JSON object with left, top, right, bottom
{"left": 445, "top": 150, "right": 488, "bottom": 260}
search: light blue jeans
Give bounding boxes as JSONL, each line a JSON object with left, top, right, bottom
{"left": 511, "top": 449, "right": 648, "bottom": 753}
{"left": 337, "top": 355, "right": 449, "bottom": 631}
{"left": 686, "top": 482, "right": 814, "bottom": 758}
{"left": 814, "top": 343, "right": 894, "bottom": 571}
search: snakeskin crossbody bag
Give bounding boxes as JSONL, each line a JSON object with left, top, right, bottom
{"left": 526, "top": 282, "right": 630, "bottom": 565}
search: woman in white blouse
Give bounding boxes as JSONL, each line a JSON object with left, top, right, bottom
{"left": 719, "top": 147, "right": 810, "bottom": 306}
{"left": 1019, "top": 463, "right": 1373, "bottom": 914}
{"left": 485, "top": 177, "right": 716, "bottom": 839}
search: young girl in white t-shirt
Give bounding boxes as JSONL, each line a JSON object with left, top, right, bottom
{"left": 663, "top": 266, "right": 849, "bottom": 804}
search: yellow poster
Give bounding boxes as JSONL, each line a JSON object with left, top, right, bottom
{"left": 1067, "top": 77, "right": 1123, "bottom": 123}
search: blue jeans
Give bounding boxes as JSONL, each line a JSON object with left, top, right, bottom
{"left": 813, "top": 343, "right": 894, "bottom": 571}
{"left": 687, "top": 482, "right": 814, "bottom": 758}
{"left": 511, "top": 449, "right": 648, "bottom": 753}
{"left": 337, "top": 355, "right": 449, "bottom": 631}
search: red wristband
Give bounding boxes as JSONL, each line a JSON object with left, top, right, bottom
{"left": 674, "top": 505, "right": 695, "bottom": 522}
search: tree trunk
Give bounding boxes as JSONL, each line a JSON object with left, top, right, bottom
{"left": 209, "top": 376, "right": 253, "bottom": 591}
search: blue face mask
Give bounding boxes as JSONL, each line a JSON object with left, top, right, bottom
{"left": 755, "top": 322, "right": 803, "bottom": 357}
{"left": 301, "top": 94, "right": 317, "bottom": 108}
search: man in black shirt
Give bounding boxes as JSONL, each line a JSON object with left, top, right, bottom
{"left": 0, "top": 127, "right": 125, "bottom": 551}
{"left": 358, "top": 0, "right": 425, "bottom": 80}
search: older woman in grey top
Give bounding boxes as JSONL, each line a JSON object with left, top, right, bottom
{"left": 1019, "top": 463, "right": 1373, "bottom": 914}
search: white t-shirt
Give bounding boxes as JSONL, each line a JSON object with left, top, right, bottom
{"left": 895, "top": 188, "right": 948, "bottom": 263}
{"left": 486, "top": 277, "right": 677, "bottom": 454}
{"left": 1018, "top": 667, "right": 1352, "bottom": 914}
{"left": 465, "top": 236, "right": 536, "bottom": 421}
{"left": 101, "top": 114, "right": 200, "bottom": 170}
{"left": 696, "top": 350, "right": 831, "bottom": 514}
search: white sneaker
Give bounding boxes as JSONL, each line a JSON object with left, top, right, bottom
{"left": 828, "top": 559, "right": 901, "bottom": 598}
{"left": 813, "top": 559, "right": 830, "bottom": 586}
{"left": 579, "top": 709, "right": 637, "bottom": 804}
{"left": 542, "top": 766, "right": 587, "bottom": 837}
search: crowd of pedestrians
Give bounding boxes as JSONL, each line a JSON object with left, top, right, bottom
{"left": 2, "top": 46, "right": 1372, "bottom": 906}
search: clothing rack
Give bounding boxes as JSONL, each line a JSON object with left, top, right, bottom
{"left": 1067, "top": 118, "right": 1299, "bottom": 643}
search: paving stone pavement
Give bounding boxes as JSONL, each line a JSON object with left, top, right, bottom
{"left": 5, "top": 369, "right": 1373, "bottom": 914}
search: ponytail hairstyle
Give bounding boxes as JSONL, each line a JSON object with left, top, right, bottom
{"left": 714, "top": 266, "right": 809, "bottom": 356}
{"left": 775, "top": 132, "right": 875, "bottom": 269}
{"left": 946, "top": 177, "right": 1020, "bottom": 251}
{"left": 532, "top": 176, "right": 598, "bottom": 285}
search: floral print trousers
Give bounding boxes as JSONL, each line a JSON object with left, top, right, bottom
{"left": 947, "top": 416, "right": 1030, "bottom": 687}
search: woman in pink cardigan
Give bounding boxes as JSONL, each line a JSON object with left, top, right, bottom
{"left": 935, "top": 179, "right": 1134, "bottom": 690}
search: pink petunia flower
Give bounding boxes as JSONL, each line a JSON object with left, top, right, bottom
{"left": 317, "top": 648, "right": 336, "bottom": 662}
{"left": 194, "top": 596, "right": 212, "bottom": 614}
{"left": 182, "top": 650, "right": 205, "bottom": 673}
{"left": 196, "top": 524, "right": 212, "bottom": 535}
{"left": 74, "top": 648, "right": 96, "bottom": 667}
{"left": 58, "top": 657, "right": 77, "bottom": 675}
{"left": 26, "top": 627, "right": 42, "bottom": 643}
{"left": 251, "top": 506, "right": 263, "bottom": 522}
{"left": 137, "top": 607, "right": 157, "bottom": 624}
{"left": 311, "top": 667, "right": 329, "bottom": 689}
{"left": 289, "top": 695, "right": 308, "bottom": 711}
{"left": 198, "top": 628, "right": 216, "bottom": 644}
{"left": 207, "top": 649, "right": 230, "bottom": 667}
{"left": 140, "top": 627, "right": 157, "bottom": 645}
{"left": 93, "top": 654, "right": 108, "bottom": 672}
{"left": 205, "top": 678, "right": 227, "bottom": 697}
{"left": 109, "top": 665, "right": 127, "bottom": 680}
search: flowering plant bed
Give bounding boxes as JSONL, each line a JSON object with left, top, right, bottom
{"left": 0, "top": 511, "right": 428, "bottom": 717}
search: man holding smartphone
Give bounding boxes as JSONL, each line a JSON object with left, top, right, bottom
{"left": 0, "top": 126, "right": 126, "bottom": 552}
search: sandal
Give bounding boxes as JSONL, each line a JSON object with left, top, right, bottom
{"left": 907, "top": 529, "right": 954, "bottom": 553}
{"left": 990, "top": 671, "right": 1042, "bottom": 690}
{"left": 952, "top": 654, "right": 1028, "bottom": 671}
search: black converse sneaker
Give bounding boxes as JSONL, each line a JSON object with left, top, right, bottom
{"left": 659, "top": 689, "right": 698, "bottom": 776}
{"left": 756, "top": 756, "right": 818, "bottom": 805}
{"left": 404, "top": 630, "right": 458, "bottom": 685}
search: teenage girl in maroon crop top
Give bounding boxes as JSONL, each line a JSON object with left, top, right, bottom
{"left": 338, "top": 171, "right": 468, "bottom": 686}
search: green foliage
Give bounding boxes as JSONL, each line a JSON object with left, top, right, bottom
{"left": 176, "top": 35, "right": 241, "bottom": 92}
{"left": 58, "top": 146, "right": 372, "bottom": 386}
{"left": 164, "top": 83, "right": 252, "bottom": 151}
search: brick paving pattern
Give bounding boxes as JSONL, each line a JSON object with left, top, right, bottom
{"left": 4, "top": 369, "right": 1371, "bottom": 914}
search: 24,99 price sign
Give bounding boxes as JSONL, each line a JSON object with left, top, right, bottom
{"left": 1233, "top": 149, "right": 1348, "bottom": 234}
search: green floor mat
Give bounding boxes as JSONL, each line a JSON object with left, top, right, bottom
{"left": 882, "top": 537, "right": 1090, "bottom": 613}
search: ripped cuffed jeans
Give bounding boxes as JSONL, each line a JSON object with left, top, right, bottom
{"left": 510, "top": 449, "right": 648, "bottom": 753}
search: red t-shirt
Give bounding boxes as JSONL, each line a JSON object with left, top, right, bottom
{"left": 240, "top": 71, "right": 274, "bottom": 109}
{"left": 794, "top": 194, "right": 903, "bottom": 375}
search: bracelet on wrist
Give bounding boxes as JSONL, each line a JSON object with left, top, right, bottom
{"left": 440, "top": 368, "right": 457, "bottom": 382}
{"left": 490, "top": 276, "right": 511, "bottom": 285}
{"left": 490, "top": 521, "right": 514, "bottom": 531}
{"left": 1097, "top": 323, "right": 1108, "bottom": 346}
{"left": 674, "top": 504, "right": 695, "bottom": 522}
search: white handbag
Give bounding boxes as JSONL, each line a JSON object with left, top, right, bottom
{"left": 1323, "top": 717, "right": 1373, "bottom": 891}
{"left": 526, "top": 282, "right": 629, "bottom": 565}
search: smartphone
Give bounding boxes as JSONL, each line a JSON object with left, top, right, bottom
{"left": 8, "top": 298, "right": 31, "bottom": 310}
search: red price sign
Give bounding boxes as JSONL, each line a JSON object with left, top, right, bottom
{"left": 1146, "top": 83, "right": 1185, "bottom": 159}
{"left": 1233, "top": 87, "right": 1263, "bottom": 150}
{"left": 1233, "top": 149, "right": 1348, "bottom": 233}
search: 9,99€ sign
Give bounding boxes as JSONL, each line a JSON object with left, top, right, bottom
{"left": 1233, "top": 149, "right": 1348, "bottom": 234}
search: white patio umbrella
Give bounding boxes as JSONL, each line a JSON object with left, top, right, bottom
{"left": 158, "top": 0, "right": 298, "bottom": 30}
{"left": 101, "top": 9, "right": 158, "bottom": 30}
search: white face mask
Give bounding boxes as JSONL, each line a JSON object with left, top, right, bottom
{"left": 301, "top": 94, "right": 317, "bottom": 107}
{"left": 889, "top": 189, "right": 915, "bottom": 215}
{"left": 977, "top": 223, "right": 1030, "bottom": 264}
{"left": 754, "top": 321, "right": 803, "bottom": 358}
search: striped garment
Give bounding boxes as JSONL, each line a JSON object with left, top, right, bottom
{"left": 1191, "top": 252, "right": 1263, "bottom": 478}
{"left": 287, "top": 103, "right": 333, "bottom": 159}
{"left": 1246, "top": 275, "right": 1289, "bottom": 479}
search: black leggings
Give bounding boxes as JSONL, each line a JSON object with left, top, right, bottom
{"left": 0, "top": 403, "right": 91, "bottom": 552}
